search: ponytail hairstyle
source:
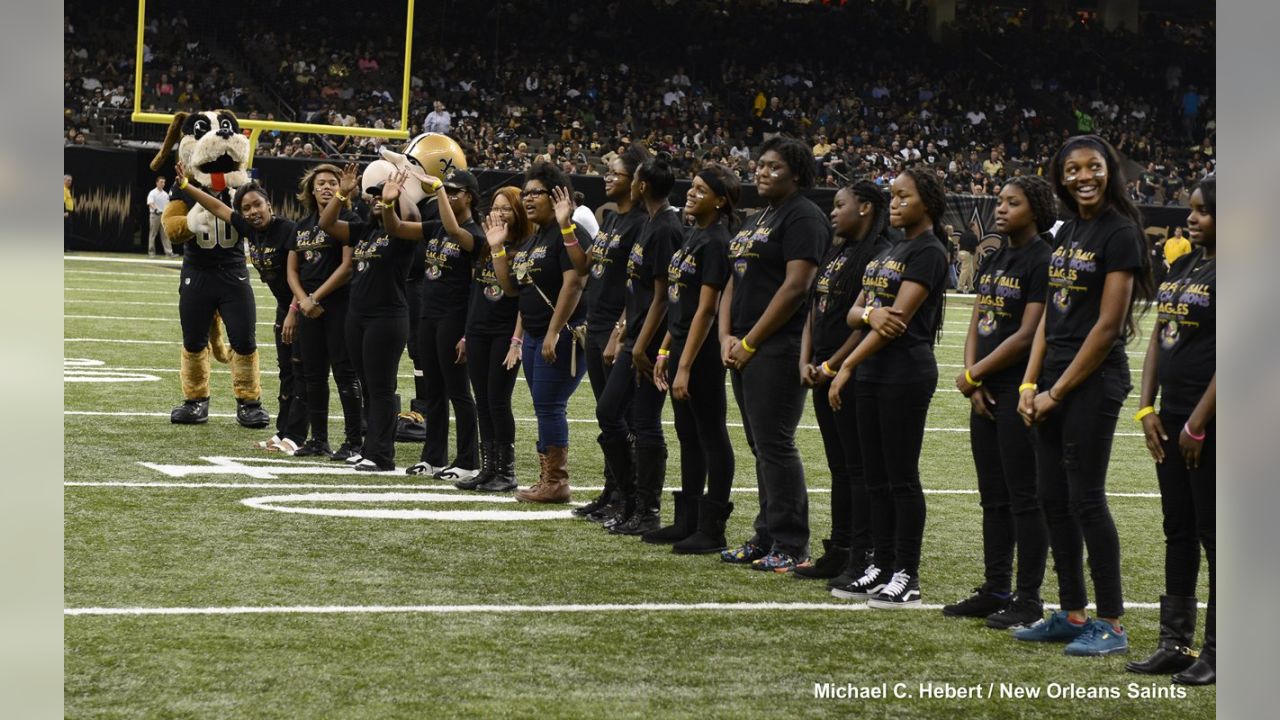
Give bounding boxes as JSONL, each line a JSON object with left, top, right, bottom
{"left": 619, "top": 142, "right": 649, "bottom": 178}
{"left": 295, "top": 163, "right": 345, "bottom": 217}
{"left": 900, "top": 167, "right": 948, "bottom": 344}
{"left": 696, "top": 163, "right": 742, "bottom": 231}
{"left": 636, "top": 151, "right": 676, "bottom": 202}
{"left": 1004, "top": 175, "right": 1058, "bottom": 234}
{"left": 233, "top": 182, "right": 272, "bottom": 216}
{"left": 1050, "top": 134, "right": 1153, "bottom": 340}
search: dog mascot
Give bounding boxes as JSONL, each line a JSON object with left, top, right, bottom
{"left": 150, "top": 109, "right": 268, "bottom": 428}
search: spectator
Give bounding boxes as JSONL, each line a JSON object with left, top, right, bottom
{"left": 957, "top": 221, "right": 979, "bottom": 293}
{"left": 1164, "top": 227, "right": 1192, "bottom": 268}
{"left": 425, "top": 100, "right": 452, "bottom": 135}
{"left": 145, "top": 176, "right": 175, "bottom": 257}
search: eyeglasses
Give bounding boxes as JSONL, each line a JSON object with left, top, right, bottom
{"left": 520, "top": 189, "right": 551, "bottom": 199}
{"left": 605, "top": 171, "right": 631, "bottom": 180}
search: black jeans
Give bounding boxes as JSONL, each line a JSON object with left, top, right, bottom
{"left": 346, "top": 313, "right": 408, "bottom": 468}
{"left": 855, "top": 378, "right": 934, "bottom": 576}
{"left": 273, "top": 303, "right": 308, "bottom": 444}
{"left": 178, "top": 265, "right": 257, "bottom": 354}
{"left": 418, "top": 313, "right": 478, "bottom": 468}
{"left": 405, "top": 278, "right": 427, "bottom": 410}
{"left": 597, "top": 344, "right": 665, "bottom": 448}
{"left": 969, "top": 381, "right": 1049, "bottom": 596}
{"left": 466, "top": 333, "right": 520, "bottom": 444}
{"left": 587, "top": 326, "right": 631, "bottom": 447}
{"left": 730, "top": 347, "right": 809, "bottom": 558}
{"left": 1034, "top": 365, "right": 1131, "bottom": 618}
{"left": 1156, "top": 412, "right": 1215, "bottom": 603}
{"left": 812, "top": 378, "right": 870, "bottom": 555}
{"left": 668, "top": 337, "right": 734, "bottom": 501}
{"left": 298, "top": 289, "right": 362, "bottom": 446}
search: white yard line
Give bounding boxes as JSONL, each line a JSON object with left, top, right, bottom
{"left": 61, "top": 410, "right": 1148, "bottom": 437}
{"left": 66, "top": 269, "right": 181, "bottom": 279}
{"left": 65, "top": 255, "right": 183, "bottom": 266}
{"left": 67, "top": 315, "right": 276, "bottom": 327}
{"left": 63, "top": 600, "right": 1190, "bottom": 617}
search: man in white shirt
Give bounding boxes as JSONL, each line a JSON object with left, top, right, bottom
{"left": 146, "top": 176, "right": 175, "bottom": 257}
{"left": 424, "top": 101, "right": 452, "bottom": 135}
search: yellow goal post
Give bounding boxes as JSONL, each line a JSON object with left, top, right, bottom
{"left": 131, "top": 0, "right": 415, "bottom": 162}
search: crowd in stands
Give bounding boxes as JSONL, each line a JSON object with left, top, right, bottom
{"left": 65, "top": 0, "right": 1214, "bottom": 204}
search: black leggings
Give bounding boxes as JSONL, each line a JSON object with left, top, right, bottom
{"left": 855, "top": 378, "right": 934, "bottom": 576}
{"left": 668, "top": 337, "right": 734, "bottom": 501}
{"left": 1034, "top": 365, "right": 1130, "bottom": 618}
{"left": 346, "top": 313, "right": 408, "bottom": 468}
{"left": 467, "top": 333, "right": 520, "bottom": 444}
{"left": 969, "top": 382, "right": 1049, "bottom": 596}
{"left": 273, "top": 303, "right": 308, "bottom": 444}
{"left": 298, "top": 289, "right": 362, "bottom": 445}
{"left": 405, "top": 278, "right": 428, "bottom": 410}
{"left": 418, "top": 313, "right": 478, "bottom": 467}
{"left": 1156, "top": 411, "right": 1215, "bottom": 604}
{"left": 812, "top": 378, "right": 870, "bottom": 555}
{"left": 586, "top": 326, "right": 631, "bottom": 443}
{"left": 597, "top": 343, "right": 665, "bottom": 448}
{"left": 178, "top": 265, "right": 257, "bottom": 354}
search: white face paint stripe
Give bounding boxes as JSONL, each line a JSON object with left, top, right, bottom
{"left": 63, "top": 600, "right": 1199, "bottom": 617}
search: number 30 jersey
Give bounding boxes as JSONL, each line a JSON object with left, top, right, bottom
{"left": 173, "top": 186, "right": 246, "bottom": 268}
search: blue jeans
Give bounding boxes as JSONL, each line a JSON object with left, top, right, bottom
{"left": 522, "top": 332, "right": 586, "bottom": 452}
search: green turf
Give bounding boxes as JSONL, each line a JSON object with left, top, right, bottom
{"left": 63, "top": 253, "right": 1214, "bottom": 718}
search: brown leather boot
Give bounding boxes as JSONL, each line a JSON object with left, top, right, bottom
{"left": 515, "top": 451, "right": 550, "bottom": 503}
{"left": 516, "top": 446, "right": 571, "bottom": 503}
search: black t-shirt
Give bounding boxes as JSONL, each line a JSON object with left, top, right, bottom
{"left": 728, "top": 192, "right": 830, "bottom": 348}
{"left": 173, "top": 187, "right": 247, "bottom": 269}
{"left": 586, "top": 207, "right": 646, "bottom": 330}
{"left": 232, "top": 215, "right": 296, "bottom": 308}
{"left": 513, "top": 224, "right": 588, "bottom": 338}
{"left": 855, "top": 231, "right": 949, "bottom": 383}
{"left": 289, "top": 210, "right": 360, "bottom": 296}
{"left": 346, "top": 218, "right": 415, "bottom": 317}
{"left": 667, "top": 223, "right": 731, "bottom": 342}
{"left": 1155, "top": 248, "right": 1215, "bottom": 415}
{"left": 420, "top": 221, "right": 481, "bottom": 320}
{"left": 972, "top": 236, "right": 1052, "bottom": 386}
{"left": 812, "top": 234, "right": 892, "bottom": 360}
{"left": 1044, "top": 207, "right": 1145, "bottom": 371}
{"left": 625, "top": 208, "right": 681, "bottom": 350}
{"left": 466, "top": 252, "right": 519, "bottom": 336}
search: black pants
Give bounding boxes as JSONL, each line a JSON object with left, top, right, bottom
{"left": 178, "top": 264, "right": 257, "bottom": 354}
{"left": 586, "top": 326, "right": 631, "bottom": 446}
{"left": 597, "top": 344, "right": 665, "bottom": 448}
{"left": 668, "top": 337, "right": 734, "bottom": 501}
{"left": 418, "top": 313, "right": 478, "bottom": 467}
{"left": 969, "top": 381, "right": 1049, "bottom": 596}
{"left": 467, "top": 333, "right": 520, "bottom": 444}
{"left": 730, "top": 348, "right": 809, "bottom": 558}
{"left": 1156, "top": 411, "right": 1215, "bottom": 604}
{"left": 406, "top": 278, "right": 428, "bottom": 411}
{"left": 1034, "top": 365, "right": 1130, "bottom": 618}
{"left": 855, "top": 378, "right": 934, "bottom": 576}
{"left": 273, "top": 303, "right": 308, "bottom": 444}
{"left": 298, "top": 289, "right": 362, "bottom": 446}
{"left": 812, "top": 378, "right": 870, "bottom": 556}
{"left": 346, "top": 313, "right": 408, "bottom": 468}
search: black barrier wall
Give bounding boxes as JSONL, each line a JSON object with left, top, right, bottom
{"left": 64, "top": 146, "right": 1193, "bottom": 254}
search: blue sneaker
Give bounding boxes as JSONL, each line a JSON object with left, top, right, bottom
{"left": 1013, "top": 611, "right": 1088, "bottom": 643}
{"left": 1064, "top": 619, "right": 1129, "bottom": 656}
{"left": 721, "top": 541, "right": 767, "bottom": 565}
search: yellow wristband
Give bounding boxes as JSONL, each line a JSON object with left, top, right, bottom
{"left": 861, "top": 305, "right": 873, "bottom": 326}
{"left": 1134, "top": 406, "right": 1156, "bottom": 423}
{"left": 657, "top": 348, "right": 670, "bottom": 358}
{"left": 176, "top": 177, "right": 189, "bottom": 190}
{"left": 820, "top": 361, "right": 838, "bottom": 378}
{"left": 740, "top": 337, "right": 757, "bottom": 354}
{"left": 560, "top": 223, "right": 577, "bottom": 236}
{"left": 1018, "top": 383, "right": 1037, "bottom": 394}
{"left": 965, "top": 369, "right": 982, "bottom": 387}
{"left": 492, "top": 248, "right": 507, "bottom": 258}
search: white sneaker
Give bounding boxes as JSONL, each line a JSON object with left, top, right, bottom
{"left": 345, "top": 452, "right": 363, "bottom": 464}
{"left": 434, "top": 465, "right": 479, "bottom": 482}
{"left": 406, "top": 461, "right": 445, "bottom": 477}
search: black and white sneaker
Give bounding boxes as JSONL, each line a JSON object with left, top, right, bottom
{"left": 830, "top": 564, "right": 885, "bottom": 601}
{"left": 868, "top": 570, "right": 922, "bottom": 609}
{"left": 434, "top": 465, "right": 479, "bottom": 483}
{"left": 329, "top": 442, "right": 361, "bottom": 462}
{"left": 942, "top": 586, "right": 1010, "bottom": 618}
{"left": 292, "top": 439, "right": 331, "bottom": 457}
{"left": 985, "top": 592, "right": 1045, "bottom": 630}
{"left": 344, "top": 452, "right": 364, "bottom": 465}
{"left": 353, "top": 459, "right": 390, "bottom": 473}
{"left": 406, "top": 462, "right": 445, "bottom": 477}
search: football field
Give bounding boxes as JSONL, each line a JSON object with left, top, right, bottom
{"left": 63, "top": 253, "right": 1214, "bottom": 718}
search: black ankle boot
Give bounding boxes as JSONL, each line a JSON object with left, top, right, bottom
{"left": 477, "top": 442, "right": 517, "bottom": 492}
{"left": 458, "top": 441, "right": 496, "bottom": 490}
{"left": 642, "top": 490, "right": 699, "bottom": 544}
{"left": 611, "top": 443, "right": 665, "bottom": 536}
{"left": 794, "top": 539, "right": 850, "bottom": 579}
{"left": 573, "top": 484, "right": 613, "bottom": 518}
{"left": 1173, "top": 602, "right": 1215, "bottom": 685}
{"left": 597, "top": 436, "right": 635, "bottom": 529}
{"left": 672, "top": 498, "right": 733, "bottom": 554}
{"left": 1126, "top": 595, "right": 1198, "bottom": 674}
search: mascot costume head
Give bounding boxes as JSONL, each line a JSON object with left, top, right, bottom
{"left": 148, "top": 110, "right": 264, "bottom": 428}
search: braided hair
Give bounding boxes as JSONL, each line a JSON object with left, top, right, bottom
{"left": 900, "top": 168, "right": 948, "bottom": 344}
{"left": 821, "top": 180, "right": 891, "bottom": 305}
{"left": 1003, "top": 175, "right": 1058, "bottom": 234}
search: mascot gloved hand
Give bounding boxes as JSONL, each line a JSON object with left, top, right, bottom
{"left": 150, "top": 110, "right": 265, "bottom": 428}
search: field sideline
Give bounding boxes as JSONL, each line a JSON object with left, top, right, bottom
{"left": 63, "top": 252, "right": 1214, "bottom": 719}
